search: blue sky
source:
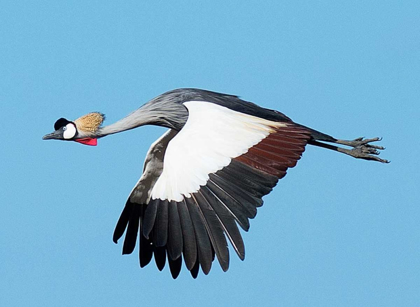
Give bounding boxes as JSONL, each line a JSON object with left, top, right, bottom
{"left": 1, "top": 1, "right": 419, "bottom": 306}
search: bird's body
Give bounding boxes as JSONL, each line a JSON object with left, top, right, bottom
{"left": 43, "top": 88, "right": 388, "bottom": 278}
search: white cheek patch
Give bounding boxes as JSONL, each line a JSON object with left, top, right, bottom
{"left": 63, "top": 123, "right": 77, "bottom": 139}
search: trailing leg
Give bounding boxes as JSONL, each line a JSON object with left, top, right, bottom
{"left": 306, "top": 129, "right": 389, "bottom": 163}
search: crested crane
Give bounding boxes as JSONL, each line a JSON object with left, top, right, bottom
{"left": 43, "top": 88, "right": 388, "bottom": 278}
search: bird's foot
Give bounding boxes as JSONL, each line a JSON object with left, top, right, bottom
{"left": 336, "top": 137, "right": 389, "bottom": 163}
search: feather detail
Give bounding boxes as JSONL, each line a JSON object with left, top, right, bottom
{"left": 74, "top": 112, "right": 105, "bottom": 133}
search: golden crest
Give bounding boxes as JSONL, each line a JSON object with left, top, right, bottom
{"left": 74, "top": 112, "right": 105, "bottom": 132}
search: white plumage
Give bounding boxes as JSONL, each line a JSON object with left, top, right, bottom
{"left": 151, "top": 101, "right": 287, "bottom": 202}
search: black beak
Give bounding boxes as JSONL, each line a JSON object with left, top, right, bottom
{"left": 42, "top": 130, "right": 62, "bottom": 140}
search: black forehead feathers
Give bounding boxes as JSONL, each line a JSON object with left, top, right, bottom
{"left": 54, "top": 118, "right": 71, "bottom": 130}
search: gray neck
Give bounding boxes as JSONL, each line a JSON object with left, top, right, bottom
{"left": 95, "top": 100, "right": 189, "bottom": 138}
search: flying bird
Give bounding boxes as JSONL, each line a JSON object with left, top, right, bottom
{"left": 43, "top": 88, "right": 388, "bottom": 278}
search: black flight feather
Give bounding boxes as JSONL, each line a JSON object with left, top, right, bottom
{"left": 194, "top": 191, "right": 230, "bottom": 272}
{"left": 190, "top": 260, "right": 200, "bottom": 279}
{"left": 155, "top": 199, "right": 169, "bottom": 247}
{"left": 122, "top": 204, "right": 141, "bottom": 255}
{"left": 113, "top": 200, "right": 134, "bottom": 244}
{"left": 210, "top": 173, "right": 259, "bottom": 217}
{"left": 177, "top": 199, "right": 198, "bottom": 270}
{"left": 139, "top": 231, "right": 153, "bottom": 268}
{"left": 207, "top": 179, "right": 251, "bottom": 231}
{"left": 201, "top": 186, "right": 245, "bottom": 260}
{"left": 154, "top": 246, "right": 166, "bottom": 271}
{"left": 139, "top": 204, "right": 154, "bottom": 268}
{"left": 168, "top": 256, "right": 183, "bottom": 279}
{"left": 167, "top": 201, "right": 183, "bottom": 261}
{"left": 185, "top": 197, "right": 213, "bottom": 275}
{"left": 143, "top": 198, "right": 159, "bottom": 239}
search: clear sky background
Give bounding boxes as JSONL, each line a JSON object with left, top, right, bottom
{"left": 1, "top": 1, "right": 419, "bottom": 306}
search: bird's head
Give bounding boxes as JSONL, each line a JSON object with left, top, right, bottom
{"left": 43, "top": 112, "right": 105, "bottom": 146}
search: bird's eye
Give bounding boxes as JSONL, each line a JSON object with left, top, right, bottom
{"left": 63, "top": 126, "right": 67, "bottom": 131}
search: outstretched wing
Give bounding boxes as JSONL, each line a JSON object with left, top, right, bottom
{"left": 113, "top": 100, "right": 311, "bottom": 278}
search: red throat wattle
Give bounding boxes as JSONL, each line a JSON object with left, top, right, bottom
{"left": 75, "top": 138, "right": 98, "bottom": 146}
